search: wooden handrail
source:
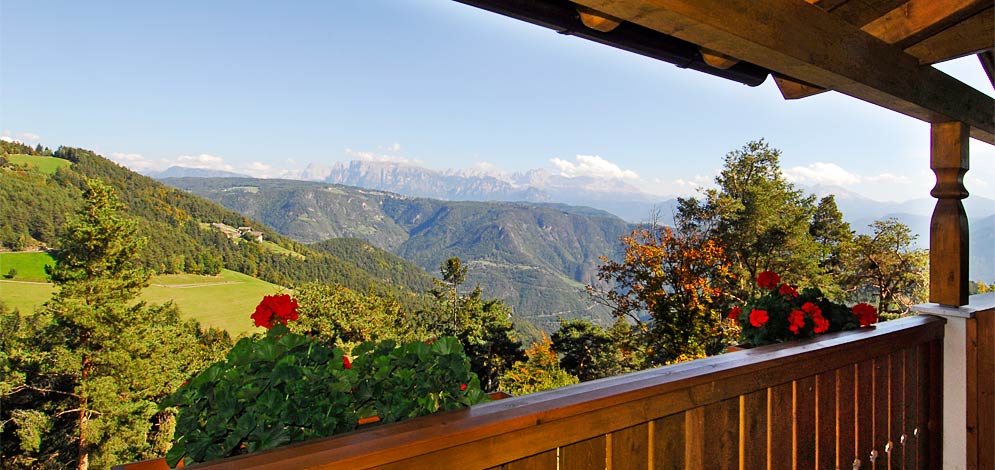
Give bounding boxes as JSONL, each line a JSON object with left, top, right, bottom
{"left": 177, "top": 315, "right": 944, "bottom": 470}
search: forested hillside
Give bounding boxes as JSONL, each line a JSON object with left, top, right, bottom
{"left": 0, "top": 143, "right": 435, "bottom": 304}
{"left": 164, "top": 177, "right": 632, "bottom": 329}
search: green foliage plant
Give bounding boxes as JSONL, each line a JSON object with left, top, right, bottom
{"left": 731, "top": 270, "right": 878, "bottom": 347}
{"left": 163, "top": 295, "right": 489, "bottom": 467}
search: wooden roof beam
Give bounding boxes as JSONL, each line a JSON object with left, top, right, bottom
{"left": 861, "top": 0, "right": 991, "bottom": 49}
{"left": 903, "top": 7, "right": 994, "bottom": 65}
{"left": 981, "top": 51, "right": 995, "bottom": 90}
{"left": 571, "top": 0, "right": 995, "bottom": 144}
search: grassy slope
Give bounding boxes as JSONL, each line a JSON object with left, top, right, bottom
{"left": 143, "top": 269, "right": 282, "bottom": 337}
{"left": 0, "top": 252, "right": 55, "bottom": 281}
{"left": 0, "top": 255, "right": 279, "bottom": 337}
{"left": 8, "top": 154, "right": 72, "bottom": 174}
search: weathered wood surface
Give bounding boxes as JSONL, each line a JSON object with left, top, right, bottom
{"left": 929, "top": 120, "right": 970, "bottom": 307}
{"left": 180, "top": 315, "right": 944, "bottom": 470}
{"left": 967, "top": 304, "right": 995, "bottom": 470}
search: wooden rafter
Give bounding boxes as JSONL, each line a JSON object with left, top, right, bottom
{"left": 774, "top": 75, "right": 828, "bottom": 99}
{"left": 903, "top": 7, "right": 995, "bottom": 64}
{"left": 571, "top": 0, "right": 995, "bottom": 144}
{"left": 861, "top": 0, "right": 991, "bottom": 49}
{"left": 981, "top": 51, "right": 995, "bottom": 89}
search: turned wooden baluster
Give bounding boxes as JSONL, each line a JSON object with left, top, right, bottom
{"left": 929, "top": 121, "right": 970, "bottom": 306}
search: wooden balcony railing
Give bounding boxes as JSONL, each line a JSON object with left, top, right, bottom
{"left": 175, "top": 315, "right": 944, "bottom": 470}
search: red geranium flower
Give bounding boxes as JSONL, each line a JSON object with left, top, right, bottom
{"left": 788, "top": 309, "right": 806, "bottom": 334}
{"left": 343, "top": 355, "right": 352, "bottom": 370}
{"left": 757, "top": 271, "right": 781, "bottom": 290}
{"left": 749, "top": 309, "right": 769, "bottom": 327}
{"left": 853, "top": 303, "right": 878, "bottom": 326}
{"left": 460, "top": 383, "right": 467, "bottom": 391}
{"left": 800, "top": 302, "right": 821, "bottom": 317}
{"left": 779, "top": 284, "right": 799, "bottom": 298}
{"left": 729, "top": 306, "right": 742, "bottom": 321}
{"left": 251, "top": 294, "right": 300, "bottom": 329}
{"left": 812, "top": 312, "right": 829, "bottom": 333}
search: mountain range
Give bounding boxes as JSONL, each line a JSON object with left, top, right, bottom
{"left": 162, "top": 177, "right": 631, "bottom": 330}
{"left": 157, "top": 159, "right": 994, "bottom": 284}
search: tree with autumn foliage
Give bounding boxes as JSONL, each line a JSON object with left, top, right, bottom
{"left": 499, "top": 335, "right": 578, "bottom": 396}
{"left": 593, "top": 217, "right": 737, "bottom": 365}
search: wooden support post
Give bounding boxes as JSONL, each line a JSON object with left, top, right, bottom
{"left": 929, "top": 121, "right": 970, "bottom": 307}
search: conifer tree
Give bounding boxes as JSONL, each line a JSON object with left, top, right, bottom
{"left": 1, "top": 179, "right": 228, "bottom": 469}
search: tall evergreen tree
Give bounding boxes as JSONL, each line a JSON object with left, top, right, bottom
{"left": 697, "top": 140, "right": 819, "bottom": 301}
{"left": 809, "top": 195, "right": 854, "bottom": 299}
{"left": 0, "top": 179, "right": 229, "bottom": 469}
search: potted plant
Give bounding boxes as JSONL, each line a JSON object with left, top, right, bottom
{"left": 729, "top": 271, "right": 878, "bottom": 348}
{"left": 160, "top": 294, "right": 489, "bottom": 468}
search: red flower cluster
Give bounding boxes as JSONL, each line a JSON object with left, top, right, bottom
{"left": 757, "top": 271, "right": 781, "bottom": 290}
{"left": 460, "top": 383, "right": 467, "bottom": 391}
{"left": 779, "top": 283, "right": 799, "bottom": 298}
{"left": 728, "top": 306, "right": 742, "bottom": 321}
{"left": 852, "top": 303, "right": 878, "bottom": 327}
{"left": 251, "top": 294, "right": 300, "bottom": 329}
{"left": 749, "top": 309, "right": 769, "bottom": 327}
{"left": 343, "top": 356, "right": 352, "bottom": 370}
{"left": 801, "top": 302, "right": 828, "bottom": 333}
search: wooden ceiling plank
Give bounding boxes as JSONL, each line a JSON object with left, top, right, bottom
{"left": 774, "top": 75, "right": 829, "bottom": 99}
{"left": 904, "top": 7, "right": 995, "bottom": 65}
{"left": 700, "top": 49, "right": 740, "bottom": 69}
{"left": 861, "top": 0, "right": 990, "bottom": 49}
{"left": 571, "top": 0, "right": 994, "bottom": 144}
{"left": 830, "top": 0, "right": 909, "bottom": 27}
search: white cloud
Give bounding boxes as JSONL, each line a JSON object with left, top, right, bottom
{"left": 550, "top": 155, "right": 640, "bottom": 180}
{"left": 783, "top": 162, "right": 911, "bottom": 187}
{"left": 0, "top": 136, "right": 16, "bottom": 143}
{"left": 17, "top": 132, "right": 40, "bottom": 141}
{"left": 176, "top": 153, "right": 235, "bottom": 171}
{"left": 345, "top": 148, "right": 421, "bottom": 165}
{"left": 646, "top": 174, "right": 715, "bottom": 197}
{"left": 386, "top": 143, "right": 401, "bottom": 152}
{"left": 108, "top": 152, "right": 167, "bottom": 172}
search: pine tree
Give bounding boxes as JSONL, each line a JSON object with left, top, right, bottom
{"left": 1, "top": 179, "right": 229, "bottom": 469}
{"left": 809, "top": 195, "right": 854, "bottom": 299}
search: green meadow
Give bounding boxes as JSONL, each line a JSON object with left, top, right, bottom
{"left": 0, "top": 256, "right": 282, "bottom": 337}
{"left": 7, "top": 154, "right": 72, "bottom": 174}
{"left": 0, "top": 251, "right": 55, "bottom": 281}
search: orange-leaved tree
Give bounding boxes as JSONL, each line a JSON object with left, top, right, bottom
{"left": 593, "top": 222, "right": 737, "bottom": 365}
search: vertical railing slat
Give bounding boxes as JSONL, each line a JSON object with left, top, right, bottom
{"left": 838, "top": 364, "right": 858, "bottom": 469}
{"left": 902, "top": 345, "right": 919, "bottom": 469}
{"left": 769, "top": 383, "right": 793, "bottom": 470}
{"left": 857, "top": 359, "right": 875, "bottom": 467}
{"left": 873, "top": 356, "right": 890, "bottom": 469}
{"left": 741, "top": 390, "right": 768, "bottom": 470}
{"left": 560, "top": 435, "right": 606, "bottom": 470}
{"left": 610, "top": 423, "right": 649, "bottom": 470}
{"left": 504, "top": 449, "right": 557, "bottom": 470}
{"left": 795, "top": 376, "right": 817, "bottom": 469}
{"left": 816, "top": 370, "right": 837, "bottom": 470}
{"left": 977, "top": 308, "right": 995, "bottom": 470}
{"left": 888, "top": 351, "right": 904, "bottom": 470}
{"left": 925, "top": 339, "right": 944, "bottom": 469}
{"left": 703, "top": 398, "right": 739, "bottom": 470}
{"left": 685, "top": 407, "right": 705, "bottom": 470}
{"left": 652, "top": 413, "right": 685, "bottom": 470}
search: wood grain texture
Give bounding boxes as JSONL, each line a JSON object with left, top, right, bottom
{"left": 504, "top": 450, "right": 557, "bottom": 470}
{"left": 903, "top": 346, "right": 920, "bottom": 470}
{"left": 570, "top": 0, "right": 995, "bottom": 143}
{"left": 611, "top": 424, "right": 649, "bottom": 470}
{"left": 703, "top": 399, "right": 739, "bottom": 470}
{"left": 860, "top": 0, "right": 990, "bottom": 48}
{"left": 929, "top": 120, "right": 971, "bottom": 306}
{"left": 857, "top": 359, "right": 875, "bottom": 467}
{"left": 838, "top": 364, "right": 858, "bottom": 470}
{"left": 815, "top": 371, "right": 837, "bottom": 470}
{"left": 769, "top": 382, "right": 794, "bottom": 470}
{"left": 888, "top": 351, "right": 905, "bottom": 470}
{"left": 904, "top": 7, "right": 994, "bottom": 64}
{"left": 977, "top": 308, "right": 995, "bottom": 470}
{"left": 794, "top": 376, "right": 817, "bottom": 469}
{"left": 560, "top": 435, "right": 606, "bottom": 470}
{"left": 741, "top": 390, "right": 768, "bottom": 470}
{"left": 652, "top": 413, "right": 685, "bottom": 470}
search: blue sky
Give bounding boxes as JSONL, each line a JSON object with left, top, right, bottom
{"left": 2, "top": 0, "right": 993, "bottom": 203}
